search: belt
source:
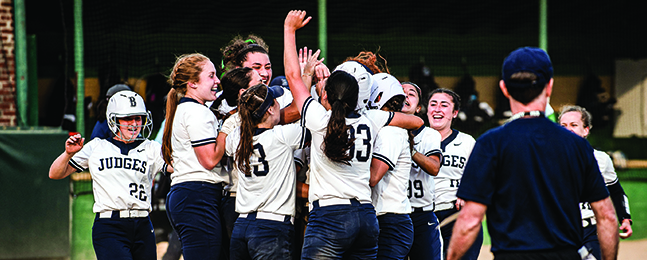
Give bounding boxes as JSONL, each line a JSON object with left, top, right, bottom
{"left": 315, "top": 198, "right": 354, "bottom": 207}
{"left": 99, "top": 209, "right": 149, "bottom": 219}
{"left": 412, "top": 204, "right": 435, "bottom": 213}
{"left": 239, "top": 211, "right": 294, "bottom": 224}
{"left": 582, "top": 217, "right": 597, "bottom": 228}
{"left": 223, "top": 190, "right": 237, "bottom": 197}
{"left": 434, "top": 201, "right": 456, "bottom": 212}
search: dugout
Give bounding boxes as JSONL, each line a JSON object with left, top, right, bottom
{"left": 0, "top": 128, "right": 70, "bottom": 260}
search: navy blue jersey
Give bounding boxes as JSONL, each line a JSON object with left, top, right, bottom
{"left": 457, "top": 116, "right": 608, "bottom": 253}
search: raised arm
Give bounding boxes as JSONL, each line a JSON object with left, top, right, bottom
{"left": 49, "top": 134, "right": 84, "bottom": 179}
{"left": 284, "top": 10, "right": 312, "bottom": 114}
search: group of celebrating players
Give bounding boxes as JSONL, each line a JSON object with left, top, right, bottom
{"left": 48, "top": 10, "right": 631, "bottom": 260}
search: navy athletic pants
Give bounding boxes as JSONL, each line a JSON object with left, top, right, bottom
{"left": 408, "top": 209, "right": 443, "bottom": 260}
{"left": 301, "top": 199, "right": 379, "bottom": 259}
{"left": 436, "top": 207, "right": 483, "bottom": 260}
{"left": 230, "top": 212, "right": 294, "bottom": 259}
{"left": 166, "top": 181, "right": 223, "bottom": 260}
{"left": 92, "top": 213, "right": 156, "bottom": 260}
{"left": 377, "top": 213, "right": 414, "bottom": 259}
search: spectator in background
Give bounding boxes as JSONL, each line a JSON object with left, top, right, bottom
{"left": 91, "top": 84, "right": 131, "bottom": 140}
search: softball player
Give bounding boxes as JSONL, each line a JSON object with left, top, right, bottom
{"left": 161, "top": 53, "right": 229, "bottom": 260}
{"left": 284, "top": 10, "right": 424, "bottom": 259}
{"left": 209, "top": 67, "right": 263, "bottom": 255}
{"left": 400, "top": 82, "right": 444, "bottom": 260}
{"left": 368, "top": 73, "right": 415, "bottom": 259}
{"left": 429, "top": 88, "right": 482, "bottom": 260}
{"left": 225, "top": 84, "right": 308, "bottom": 259}
{"left": 49, "top": 91, "right": 167, "bottom": 260}
{"left": 559, "top": 105, "right": 632, "bottom": 259}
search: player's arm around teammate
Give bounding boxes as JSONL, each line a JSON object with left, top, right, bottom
{"left": 284, "top": 10, "right": 423, "bottom": 259}
{"left": 368, "top": 73, "right": 416, "bottom": 259}
{"left": 402, "top": 82, "right": 441, "bottom": 177}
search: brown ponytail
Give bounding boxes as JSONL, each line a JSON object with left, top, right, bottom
{"left": 235, "top": 84, "right": 268, "bottom": 176}
{"left": 322, "top": 71, "right": 359, "bottom": 165}
{"left": 162, "top": 53, "right": 209, "bottom": 166}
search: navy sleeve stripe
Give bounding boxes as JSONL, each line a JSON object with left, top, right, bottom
{"left": 68, "top": 159, "right": 85, "bottom": 172}
{"left": 191, "top": 137, "right": 217, "bottom": 147}
{"left": 372, "top": 153, "right": 395, "bottom": 170}
{"left": 384, "top": 111, "right": 394, "bottom": 126}
{"left": 425, "top": 149, "right": 442, "bottom": 157}
{"left": 605, "top": 177, "right": 618, "bottom": 186}
{"left": 301, "top": 97, "right": 314, "bottom": 128}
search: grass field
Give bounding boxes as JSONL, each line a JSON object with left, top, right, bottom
{"left": 71, "top": 174, "right": 647, "bottom": 259}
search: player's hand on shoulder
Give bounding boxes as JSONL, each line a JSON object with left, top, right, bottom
{"left": 65, "top": 134, "right": 84, "bottom": 154}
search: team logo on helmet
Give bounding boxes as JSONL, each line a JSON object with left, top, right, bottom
{"left": 106, "top": 90, "right": 153, "bottom": 141}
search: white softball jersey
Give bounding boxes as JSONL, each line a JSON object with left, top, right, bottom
{"left": 69, "top": 138, "right": 167, "bottom": 213}
{"left": 371, "top": 125, "right": 412, "bottom": 215}
{"left": 226, "top": 123, "right": 308, "bottom": 216}
{"left": 408, "top": 126, "right": 443, "bottom": 209}
{"left": 434, "top": 130, "right": 476, "bottom": 205}
{"left": 301, "top": 97, "right": 394, "bottom": 204}
{"left": 580, "top": 150, "right": 621, "bottom": 219}
{"left": 221, "top": 112, "right": 242, "bottom": 194}
{"left": 169, "top": 99, "right": 228, "bottom": 185}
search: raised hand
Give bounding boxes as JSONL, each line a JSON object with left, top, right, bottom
{"left": 284, "top": 10, "right": 311, "bottom": 33}
{"left": 65, "top": 133, "right": 85, "bottom": 154}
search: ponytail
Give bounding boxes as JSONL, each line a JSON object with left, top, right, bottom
{"left": 235, "top": 84, "right": 267, "bottom": 176}
{"left": 162, "top": 88, "right": 181, "bottom": 166}
{"left": 162, "top": 53, "right": 209, "bottom": 166}
{"left": 323, "top": 100, "right": 355, "bottom": 165}
{"left": 321, "top": 71, "right": 359, "bottom": 165}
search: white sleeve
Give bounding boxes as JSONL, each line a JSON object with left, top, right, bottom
{"left": 147, "top": 141, "right": 167, "bottom": 178}
{"left": 187, "top": 108, "right": 219, "bottom": 147}
{"left": 424, "top": 128, "right": 442, "bottom": 157}
{"left": 595, "top": 150, "right": 618, "bottom": 185}
{"left": 372, "top": 128, "right": 400, "bottom": 170}
{"left": 225, "top": 127, "right": 241, "bottom": 157}
{"left": 69, "top": 140, "right": 96, "bottom": 172}
{"left": 276, "top": 123, "right": 308, "bottom": 151}
{"left": 301, "top": 97, "right": 331, "bottom": 132}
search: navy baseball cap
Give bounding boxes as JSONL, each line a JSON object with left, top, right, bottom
{"left": 502, "top": 47, "right": 553, "bottom": 88}
{"left": 252, "top": 85, "right": 285, "bottom": 119}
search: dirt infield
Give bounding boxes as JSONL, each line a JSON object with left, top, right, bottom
{"left": 477, "top": 239, "right": 647, "bottom": 259}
